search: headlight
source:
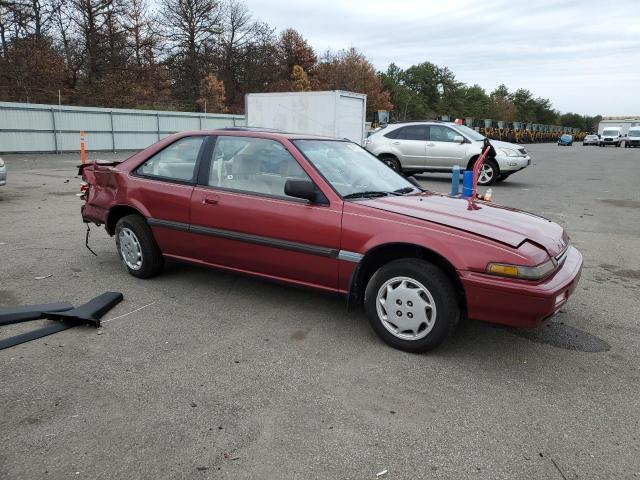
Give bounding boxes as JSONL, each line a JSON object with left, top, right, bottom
{"left": 486, "top": 258, "right": 557, "bottom": 280}
{"left": 499, "top": 147, "right": 519, "bottom": 157}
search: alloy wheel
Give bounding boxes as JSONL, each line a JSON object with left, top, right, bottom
{"left": 478, "top": 163, "right": 495, "bottom": 184}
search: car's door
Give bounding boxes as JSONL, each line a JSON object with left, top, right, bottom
{"left": 131, "top": 135, "right": 205, "bottom": 258}
{"left": 388, "top": 125, "right": 429, "bottom": 169}
{"left": 425, "top": 125, "right": 468, "bottom": 168}
{"left": 189, "top": 135, "right": 342, "bottom": 290}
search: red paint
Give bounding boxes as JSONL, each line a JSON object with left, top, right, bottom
{"left": 80, "top": 130, "right": 583, "bottom": 329}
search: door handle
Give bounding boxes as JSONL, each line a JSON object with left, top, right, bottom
{"left": 203, "top": 195, "right": 219, "bottom": 205}
{"left": 392, "top": 141, "right": 401, "bottom": 145}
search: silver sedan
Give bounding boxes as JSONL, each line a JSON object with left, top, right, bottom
{"left": 0, "top": 157, "right": 6, "bottom": 186}
{"left": 583, "top": 134, "right": 599, "bottom": 146}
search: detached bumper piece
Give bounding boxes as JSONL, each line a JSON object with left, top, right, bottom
{"left": 0, "top": 292, "right": 123, "bottom": 351}
{"left": 0, "top": 302, "right": 74, "bottom": 326}
{"left": 42, "top": 292, "right": 123, "bottom": 326}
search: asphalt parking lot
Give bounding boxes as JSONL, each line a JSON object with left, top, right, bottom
{"left": 1, "top": 143, "right": 639, "bottom": 479}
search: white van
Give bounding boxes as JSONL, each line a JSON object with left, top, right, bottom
{"left": 599, "top": 127, "right": 623, "bottom": 147}
{"left": 625, "top": 127, "right": 640, "bottom": 148}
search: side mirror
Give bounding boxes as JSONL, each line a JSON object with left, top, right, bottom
{"left": 453, "top": 135, "right": 465, "bottom": 144}
{"left": 284, "top": 179, "right": 327, "bottom": 204}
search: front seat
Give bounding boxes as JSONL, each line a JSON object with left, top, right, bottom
{"left": 228, "top": 154, "right": 271, "bottom": 195}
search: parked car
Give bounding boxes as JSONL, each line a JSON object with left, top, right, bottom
{"left": 364, "top": 121, "right": 530, "bottom": 186}
{"left": 599, "top": 127, "right": 623, "bottom": 147}
{"left": 582, "top": 134, "right": 599, "bottom": 146}
{"left": 79, "top": 129, "right": 582, "bottom": 353}
{"left": 558, "top": 134, "right": 573, "bottom": 146}
{"left": 624, "top": 127, "right": 640, "bottom": 148}
{"left": 0, "top": 157, "right": 6, "bottom": 186}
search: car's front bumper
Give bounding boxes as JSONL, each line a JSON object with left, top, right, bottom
{"left": 495, "top": 154, "right": 530, "bottom": 173}
{"left": 460, "top": 246, "right": 583, "bottom": 328}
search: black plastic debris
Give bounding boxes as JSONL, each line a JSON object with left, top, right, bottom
{"left": 0, "top": 292, "right": 123, "bottom": 350}
{"left": 0, "top": 321, "right": 77, "bottom": 350}
{"left": 0, "top": 302, "right": 73, "bottom": 326}
{"left": 42, "top": 292, "right": 123, "bottom": 327}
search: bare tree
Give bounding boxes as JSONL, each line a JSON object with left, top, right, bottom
{"left": 121, "top": 0, "right": 157, "bottom": 67}
{"left": 161, "top": 0, "right": 222, "bottom": 107}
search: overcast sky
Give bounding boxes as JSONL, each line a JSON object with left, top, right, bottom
{"left": 244, "top": 0, "right": 640, "bottom": 116}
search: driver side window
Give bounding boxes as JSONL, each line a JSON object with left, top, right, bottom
{"left": 429, "top": 126, "right": 458, "bottom": 143}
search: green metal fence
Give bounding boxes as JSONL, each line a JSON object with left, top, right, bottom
{"left": 0, "top": 102, "right": 246, "bottom": 153}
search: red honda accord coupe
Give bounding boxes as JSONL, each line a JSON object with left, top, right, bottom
{"left": 79, "top": 128, "right": 582, "bottom": 352}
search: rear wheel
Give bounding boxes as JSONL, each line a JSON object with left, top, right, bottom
{"left": 364, "top": 259, "right": 460, "bottom": 353}
{"left": 115, "top": 214, "right": 164, "bottom": 278}
{"left": 379, "top": 155, "right": 401, "bottom": 173}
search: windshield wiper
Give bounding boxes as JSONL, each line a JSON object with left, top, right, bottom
{"left": 393, "top": 186, "right": 418, "bottom": 195}
{"left": 343, "top": 191, "right": 393, "bottom": 199}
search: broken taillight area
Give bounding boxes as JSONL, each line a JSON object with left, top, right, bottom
{"left": 77, "top": 182, "right": 90, "bottom": 199}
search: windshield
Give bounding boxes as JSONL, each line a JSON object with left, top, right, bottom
{"left": 293, "top": 140, "right": 417, "bottom": 198}
{"left": 450, "top": 124, "right": 485, "bottom": 141}
{"left": 603, "top": 130, "right": 619, "bottom": 136}
{"left": 628, "top": 129, "right": 640, "bottom": 137}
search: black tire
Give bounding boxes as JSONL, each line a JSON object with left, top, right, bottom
{"left": 114, "top": 214, "right": 164, "bottom": 278}
{"left": 364, "top": 258, "right": 460, "bottom": 353}
{"left": 379, "top": 155, "right": 401, "bottom": 173}
{"left": 476, "top": 157, "right": 500, "bottom": 186}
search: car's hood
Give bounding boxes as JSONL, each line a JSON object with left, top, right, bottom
{"left": 360, "top": 192, "right": 568, "bottom": 257}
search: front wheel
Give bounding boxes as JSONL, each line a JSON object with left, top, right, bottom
{"left": 115, "top": 214, "right": 164, "bottom": 278}
{"left": 476, "top": 158, "right": 499, "bottom": 186}
{"left": 364, "top": 259, "right": 460, "bottom": 353}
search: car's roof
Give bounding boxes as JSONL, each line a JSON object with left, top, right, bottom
{"left": 206, "top": 128, "right": 341, "bottom": 141}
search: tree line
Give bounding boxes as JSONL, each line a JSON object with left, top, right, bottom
{"left": 380, "top": 64, "right": 602, "bottom": 131}
{"left": 0, "top": 0, "right": 600, "bottom": 130}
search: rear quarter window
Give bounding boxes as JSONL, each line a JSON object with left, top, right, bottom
{"left": 136, "top": 136, "right": 204, "bottom": 183}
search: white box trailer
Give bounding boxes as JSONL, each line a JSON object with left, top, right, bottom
{"left": 245, "top": 91, "right": 367, "bottom": 145}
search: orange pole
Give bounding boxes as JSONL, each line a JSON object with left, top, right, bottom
{"left": 80, "top": 130, "right": 86, "bottom": 164}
